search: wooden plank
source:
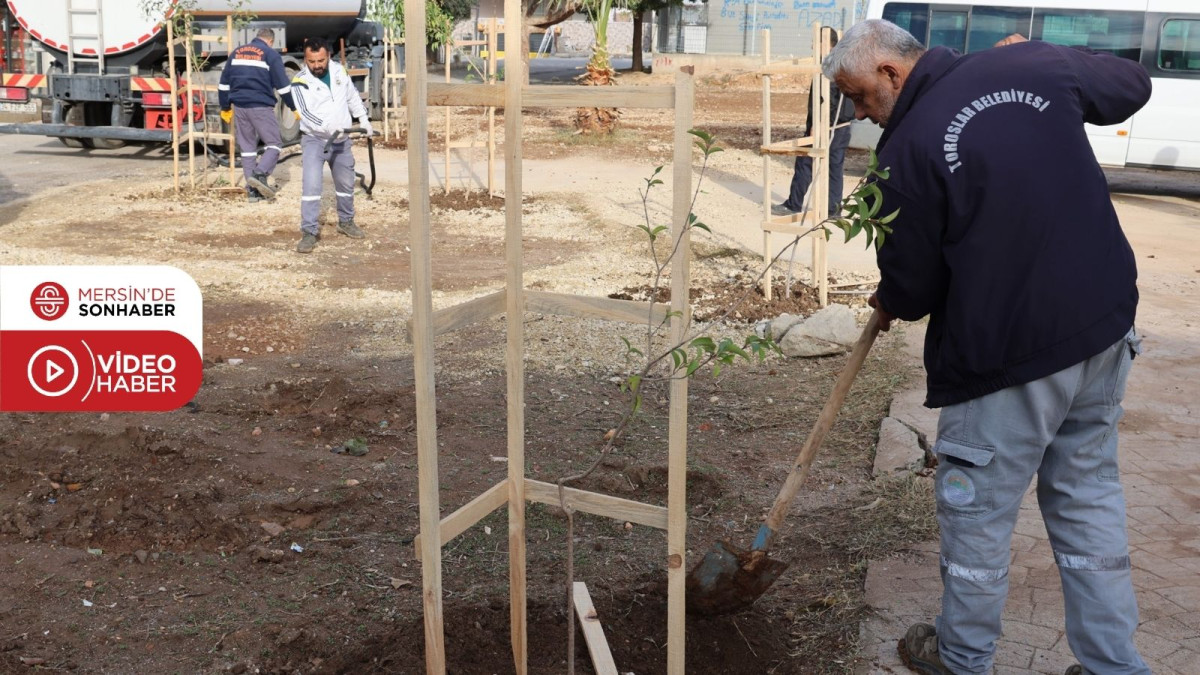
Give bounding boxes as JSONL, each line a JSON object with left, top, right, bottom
{"left": 759, "top": 60, "right": 820, "bottom": 76}
{"left": 504, "top": 0, "right": 528, "bottom": 670}
{"left": 762, "top": 221, "right": 821, "bottom": 237}
{"left": 524, "top": 85, "right": 674, "bottom": 109}
{"left": 346, "top": 68, "right": 368, "bottom": 76}
{"left": 428, "top": 83, "right": 504, "bottom": 107}
{"left": 413, "top": 479, "right": 510, "bottom": 558}
{"left": 666, "top": 68, "right": 694, "bottom": 675}
{"left": 425, "top": 84, "right": 675, "bottom": 110}
{"left": 573, "top": 583, "right": 619, "bottom": 675}
{"left": 761, "top": 137, "right": 816, "bottom": 155}
{"left": 524, "top": 480, "right": 668, "bottom": 529}
{"left": 525, "top": 290, "right": 669, "bottom": 325}
{"left": 401, "top": 285, "right": 503, "bottom": 344}
{"left": 405, "top": 0, "right": 446, "bottom": 670}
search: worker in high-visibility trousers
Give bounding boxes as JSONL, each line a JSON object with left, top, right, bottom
{"left": 218, "top": 28, "right": 296, "bottom": 203}
{"left": 290, "top": 36, "right": 374, "bottom": 254}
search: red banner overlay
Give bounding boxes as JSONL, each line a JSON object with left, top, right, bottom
{"left": 0, "top": 330, "right": 202, "bottom": 412}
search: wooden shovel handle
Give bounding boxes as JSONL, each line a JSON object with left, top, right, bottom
{"left": 762, "top": 310, "right": 882, "bottom": 534}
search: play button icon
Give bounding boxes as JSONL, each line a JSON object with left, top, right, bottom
{"left": 26, "top": 345, "right": 80, "bottom": 398}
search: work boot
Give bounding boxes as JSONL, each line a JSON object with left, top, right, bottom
{"left": 337, "top": 220, "right": 365, "bottom": 239}
{"left": 296, "top": 232, "right": 319, "bottom": 254}
{"left": 898, "top": 623, "right": 951, "bottom": 675}
{"left": 247, "top": 172, "right": 276, "bottom": 200}
{"left": 1064, "top": 666, "right": 1085, "bottom": 675}
{"left": 246, "top": 187, "right": 262, "bottom": 204}
{"left": 771, "top": 203, "right": 799, "bottom": 217}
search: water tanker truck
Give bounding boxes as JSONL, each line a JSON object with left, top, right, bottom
{"left": 0, "top": 0, "right": 383, "bottom": 148}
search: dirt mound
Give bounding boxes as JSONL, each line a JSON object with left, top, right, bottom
{"left": 610, "top": 274, "right": 825, "bottom": 323}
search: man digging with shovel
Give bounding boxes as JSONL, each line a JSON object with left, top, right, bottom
{"left": 823, "top": 19, "right": 1151, "bottom": 675}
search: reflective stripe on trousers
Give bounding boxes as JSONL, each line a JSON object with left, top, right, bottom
{"left": 233, "top": 106, "right": 282, "bottom": 185}
{"left": 933, "top": 328, "right": 1148, "bottom": 675}
{"left": 300, "top": 134, "right": 356, "bottom": 235}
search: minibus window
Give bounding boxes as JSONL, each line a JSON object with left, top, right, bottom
{"left": 1159, "top": 19, "right": 1200, "bottom": 71}
{"left": 930, "top": 9, "right": 968, "bottom": 51}
{"left": 1033, "top": 9, "right": 1143, "bottom": 61}
{"left": 883, "top": 3, "right": 931, "bottom": 44}
{"left": 967, "top": 6, "right": 1033, "bottom": 52}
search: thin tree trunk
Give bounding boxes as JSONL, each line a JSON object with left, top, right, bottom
{"left": 632, "top": 10, "right": 645, "bottom": 72}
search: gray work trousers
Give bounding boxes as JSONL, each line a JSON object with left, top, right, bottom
{"left": 233, "top": 106, "right": 282, "bottom": 188}
{"left": 933, "top": 328, "right": 1148, "bottom": 675}
{"left": 300, "top": 134, "right": 356, "bottom": 235}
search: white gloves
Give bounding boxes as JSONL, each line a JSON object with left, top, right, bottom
{"left": 358, "top": 117, "right": 375, "bottom": 137}
{"left": 321, "top": 121, "right": 343, "bottom": 138}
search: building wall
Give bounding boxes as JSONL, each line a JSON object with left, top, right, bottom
{"left": 450, "top": 14, "right": 646, "bottom": 57}
{"left": 661, "top": 0, "right": 857, "bottom": 58}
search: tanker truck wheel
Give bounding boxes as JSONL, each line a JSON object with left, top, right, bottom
{"left": 59, "top": 103, "right": 126, "bottom": 150}
{"left": 56, "top": 102, "right": 89, "bottom": 149}
{"left": 87, "top": 102, "right": 127, "bottom": 150}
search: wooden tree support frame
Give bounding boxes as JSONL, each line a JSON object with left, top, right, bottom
{"left": 166, "top": 16, "right": 237, "bottom": 195}
{"left": 382, "top": 29, "right": 405, "bottom": 142}
{"left": 406, "top": 0, "right": 694, "bottom": 670}
{"left": 443, "top": 20, "right": 499, "bottom": 195}
{"left": 759, "top": 26, "right": 835, "bottom": 306}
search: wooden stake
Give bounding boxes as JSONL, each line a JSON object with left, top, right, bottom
{"left": 226, "top": 16, "right": 235, "bottom": 189}
{"left": 761, "top": 29, "right": 772, "bottom": 301}
{"left": 666, "top": 67, "right": 694, "bottom": 675}
{"left": 185, "top": 25, "right": 195, "bottom": 190}
{"left": 504, "top": 0, "right": 528, "bottom": 671}
{"left": 488, "top": 18, "right": 497, "bottom": 197}
{"left": 445, "top": 43, "right": 452, "bottom": 194}
{"left": 168, "top": 20, "right": 179, "bottom": 195}
{"left": 405, "top": 0, "right": 446, "bottom": 670}
{"left": 812, "top": 23, "right": 830, "bottom": 307}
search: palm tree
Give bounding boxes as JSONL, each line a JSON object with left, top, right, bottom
{"left": 574, "top": 0, "right": 621, "bottom": 134}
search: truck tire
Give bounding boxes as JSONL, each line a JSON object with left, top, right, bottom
{"left": 87, "top": 102, "right": 127, "bottom": 150}
{"left": 59, "top": 102, "right": 127, "bottom": 150}
{"left": 56, "top": 101, "right": 88, "bottom": 149}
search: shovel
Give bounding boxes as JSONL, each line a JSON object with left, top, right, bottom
{"left": 686, "top": 309, "right": 883, "bottom": 615}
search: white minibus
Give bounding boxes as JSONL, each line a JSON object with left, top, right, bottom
{"left": 856, "top": 0, "right": 1200, "bottom": 170}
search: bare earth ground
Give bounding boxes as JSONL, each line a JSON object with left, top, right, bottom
{"left": 6, "top": 66, "right": 1192, "bottom": 675}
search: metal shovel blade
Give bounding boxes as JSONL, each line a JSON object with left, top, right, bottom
{"left": 685, "top": 540, "right": 789, "bottom": 616}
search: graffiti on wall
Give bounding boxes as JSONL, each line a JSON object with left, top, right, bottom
{"left": 718, "top": 0, "right": 842, "bottom": 33}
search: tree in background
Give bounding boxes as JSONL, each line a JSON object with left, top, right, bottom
{"left": 625, "top": 0, "right": 668, "bottom": 73}
{"left": 368, "top": 0, "right": 473, "bottom": 51}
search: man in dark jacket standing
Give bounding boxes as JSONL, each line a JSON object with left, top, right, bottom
{"left": 774, "top": 27, "right": 855, "bottom": 218}
{"left": 823, "top": 19, "right": 1151, "bottom": 675}
{"left": 218, "top": 28, "right": 297, "bottom": 202}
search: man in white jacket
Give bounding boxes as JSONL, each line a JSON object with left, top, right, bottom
{"left": 292, "top": 37, "right": 374, "bottom": 254}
